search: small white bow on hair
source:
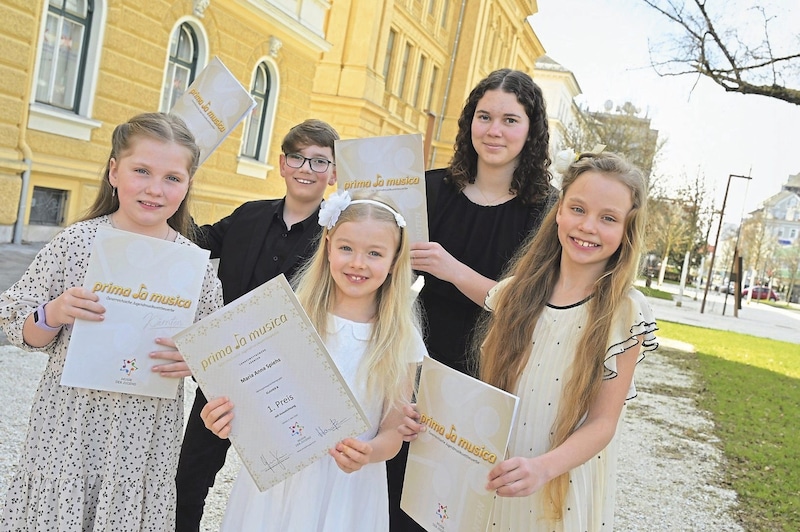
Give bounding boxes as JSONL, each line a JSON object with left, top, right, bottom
{"left": 318, "top": 190, "right": 352, "bottom": 229}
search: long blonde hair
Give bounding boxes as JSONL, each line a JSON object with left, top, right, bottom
{"left": 478, "top": 152, "right": 648, "bottom": 521}
{"left": 293, "top": 194, "right": 422, "bottom": 411}
{"left": 80, "top": 112, "right": 200, "bottom": 238}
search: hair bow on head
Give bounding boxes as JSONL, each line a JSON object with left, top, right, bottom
{"left": 553, "top": 148, "right": 576, "bottom": 175}
{"left": 318, "top": 190, "right": 352, "bottom": 229}
{"left": 552, "top": 144, "right": 607, "bottom": 190}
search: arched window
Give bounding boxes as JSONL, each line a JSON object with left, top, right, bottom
{"left": 241, "top": 62, "right": 271, "bottom": 160}
{"left": 161, "top": 23, "right": 198, "bottom": 111}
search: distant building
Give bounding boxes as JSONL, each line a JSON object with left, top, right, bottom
{"left": 532, "top": 55, "right": 582, "bottom": 154}
{"left": 758, "top": 172, "right": 800, "bottom": 246}
{"left": 738, "top": 173, "right": 800, "bottom": 301}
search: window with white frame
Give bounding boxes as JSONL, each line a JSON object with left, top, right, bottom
{"left": 161, "top": 23, "right": 198, "bottom": 112}
{"left": 36, "top": 0, "right": 92, "bottom": 111}
{"left": 241, "top": 63, "right": 272, "bottom": 160}
{"left": 28, "top": 0, "right": 104, "bottom": 140}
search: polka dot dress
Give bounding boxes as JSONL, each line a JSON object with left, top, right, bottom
{"left": 0, "top": 216, "right": 223, "bottom": 531}
{"left": 484, "top": 281, "right": 657, "bottom": 531}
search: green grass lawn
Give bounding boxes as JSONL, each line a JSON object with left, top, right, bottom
{"left": 747, "top": 298, "right": 800, "bottom": 313}
{"left": 636, "top": 284, "right": 673, "bottom": 300}
{"left": 658, "top": 321, "right": 800, "bottom": 531}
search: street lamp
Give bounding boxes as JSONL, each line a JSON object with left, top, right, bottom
{"left": 700, "top": 174, "right": 753, "bottom": 314}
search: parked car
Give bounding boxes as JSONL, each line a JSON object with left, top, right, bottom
{"left": 721, "top": 282, "right": 737, "bottom": 294}
{"left": 742, "top": 286, "right": 779, "bottom": 301}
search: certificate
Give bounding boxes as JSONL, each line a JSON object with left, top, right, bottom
{"left": 170, "top": 56, "right": 256, "bottom": 165}
{"left": 335, "top": 134, "right": 429, "bottom": 243}
{"left": 61, "top": 226, "right": 210, "bottom": 398}
{"left": 401, "top": 356, "right": 519, "bottom": 532}
{"left": 172, "top": 275, "right": 370, "bottom": 492}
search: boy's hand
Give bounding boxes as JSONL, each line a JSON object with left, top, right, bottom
{"left": 200, "top": 396, "right": 235, "bottom": 439}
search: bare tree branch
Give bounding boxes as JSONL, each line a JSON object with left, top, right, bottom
{"left": 642, "top": 0, "right": 800, "bottom": 105}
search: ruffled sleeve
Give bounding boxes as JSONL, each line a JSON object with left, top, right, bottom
{"left": 484, "top": 277, "right": 514, "bottom": 312}
{"left": 603, "top": 288, "right": 658, "bottom": 399}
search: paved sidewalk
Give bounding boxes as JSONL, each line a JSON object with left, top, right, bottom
{"left": 640, "top": 282, "right": 800, "bottom": 345}
{"left": 0, "top": 242, "right": 43, "bottom": 292}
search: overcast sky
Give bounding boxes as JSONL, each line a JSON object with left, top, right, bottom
{"left": 529, "top": 0, "right": 800, "bottom": 230}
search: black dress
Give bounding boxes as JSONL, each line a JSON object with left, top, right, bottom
{"left": 388, "top": 168, "right": 551, "bottom": 531}
{"left": 421, "top": 168, "right": 549, "bottom": 375}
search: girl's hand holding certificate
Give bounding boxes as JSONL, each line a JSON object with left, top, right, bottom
{"left": 150, "top": 337, "right": 193, "bottom": 378}
{"left": 397, "top": 403, "right": 426, "bottom": 442}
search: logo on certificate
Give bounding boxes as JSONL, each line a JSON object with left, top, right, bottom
{"left": 120, "top": 358, "right": 139, "bottom": 375}
{"left": 436, "top": 503, "right": 449, "bottom": 525}
{"left": 290, "top": 422, "right": 304, "bottom": 436}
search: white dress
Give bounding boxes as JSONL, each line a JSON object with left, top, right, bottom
{"left": 220, "top": 315, "right": 426, "bottom": 532}
{"left": 486, "top": 283, "right": 657, "bottom": 532}
{"left": 0, "top": 216, "right": 223, "bottom": 532}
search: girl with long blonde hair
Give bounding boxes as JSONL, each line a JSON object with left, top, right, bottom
{"left": 202, "top": 191, "right": 425, "bottom": 531}
{"left": 401, "top": 152, "right": 658, "bottom": 530}
{"left": 478, "top": 152, "right": 658, "bottom": 530}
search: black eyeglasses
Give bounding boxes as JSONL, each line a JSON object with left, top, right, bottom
{"left": 284, "top": 153, "right": 335, "bottom": 173}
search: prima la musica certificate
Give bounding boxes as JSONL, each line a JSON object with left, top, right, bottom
{"left": 169, "top": 56, "right": 256, "bottom": 166}
{"left": 335, "top": 134, "right": 428, "bottom": 244}
{"left": 61, "top": 225, "right": 210, "bottom": 398}
{"left": 172, "top": 275, "right": 370, "bottom": 492}
{"left": 401, "top": 356, "right": 519, "bottom": 532}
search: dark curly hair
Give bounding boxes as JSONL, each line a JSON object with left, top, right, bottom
{"left": 447, "top": 69, "right": 552, "bottom": 205}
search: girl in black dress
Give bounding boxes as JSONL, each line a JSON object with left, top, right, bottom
{"left": 388, "top": 68, "right": 555, "bottom": 531}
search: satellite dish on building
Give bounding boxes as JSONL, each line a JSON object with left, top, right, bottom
{"left": 604, "top": 99, "right": 613, "bottom": 111}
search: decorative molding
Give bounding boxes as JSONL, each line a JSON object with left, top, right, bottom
{"left": 193, "top": 0, "right": 210, "bottom": 18}
{"left": 27, "top": 103, "right": 102, "bottom": 142}
{"left": 269, "top": 35, "right": 283, "bottom": 58}
{"left": 236, "top": 157, "right": 272, "bottom": 179}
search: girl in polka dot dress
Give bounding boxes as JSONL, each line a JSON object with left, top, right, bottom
{"left": 402, "top": 152, "right": 657, "bottom": 531}
{"left": 0, "top": 113, "right": 223, "bottom": 531}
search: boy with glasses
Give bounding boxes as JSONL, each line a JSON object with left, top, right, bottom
{"left": 175, "top": 119, "right": 339, "bottom": 532}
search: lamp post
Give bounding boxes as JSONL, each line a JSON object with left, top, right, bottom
{"left": 700, "top": 174, "right": 753, "bottom": 314}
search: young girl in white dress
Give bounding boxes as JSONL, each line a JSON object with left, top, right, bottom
{"left": 401, "top": 152, "right": 658, "bottom": 531}
{"left": 0, "top": 113, "right": 223, "bottom": 531}
{"left": 201, "top": 191, "right": 426, "bottom": 532}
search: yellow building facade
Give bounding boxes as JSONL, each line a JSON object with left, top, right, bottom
{"left": 0, "top": 0, "right": 544, "bottom": 243}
